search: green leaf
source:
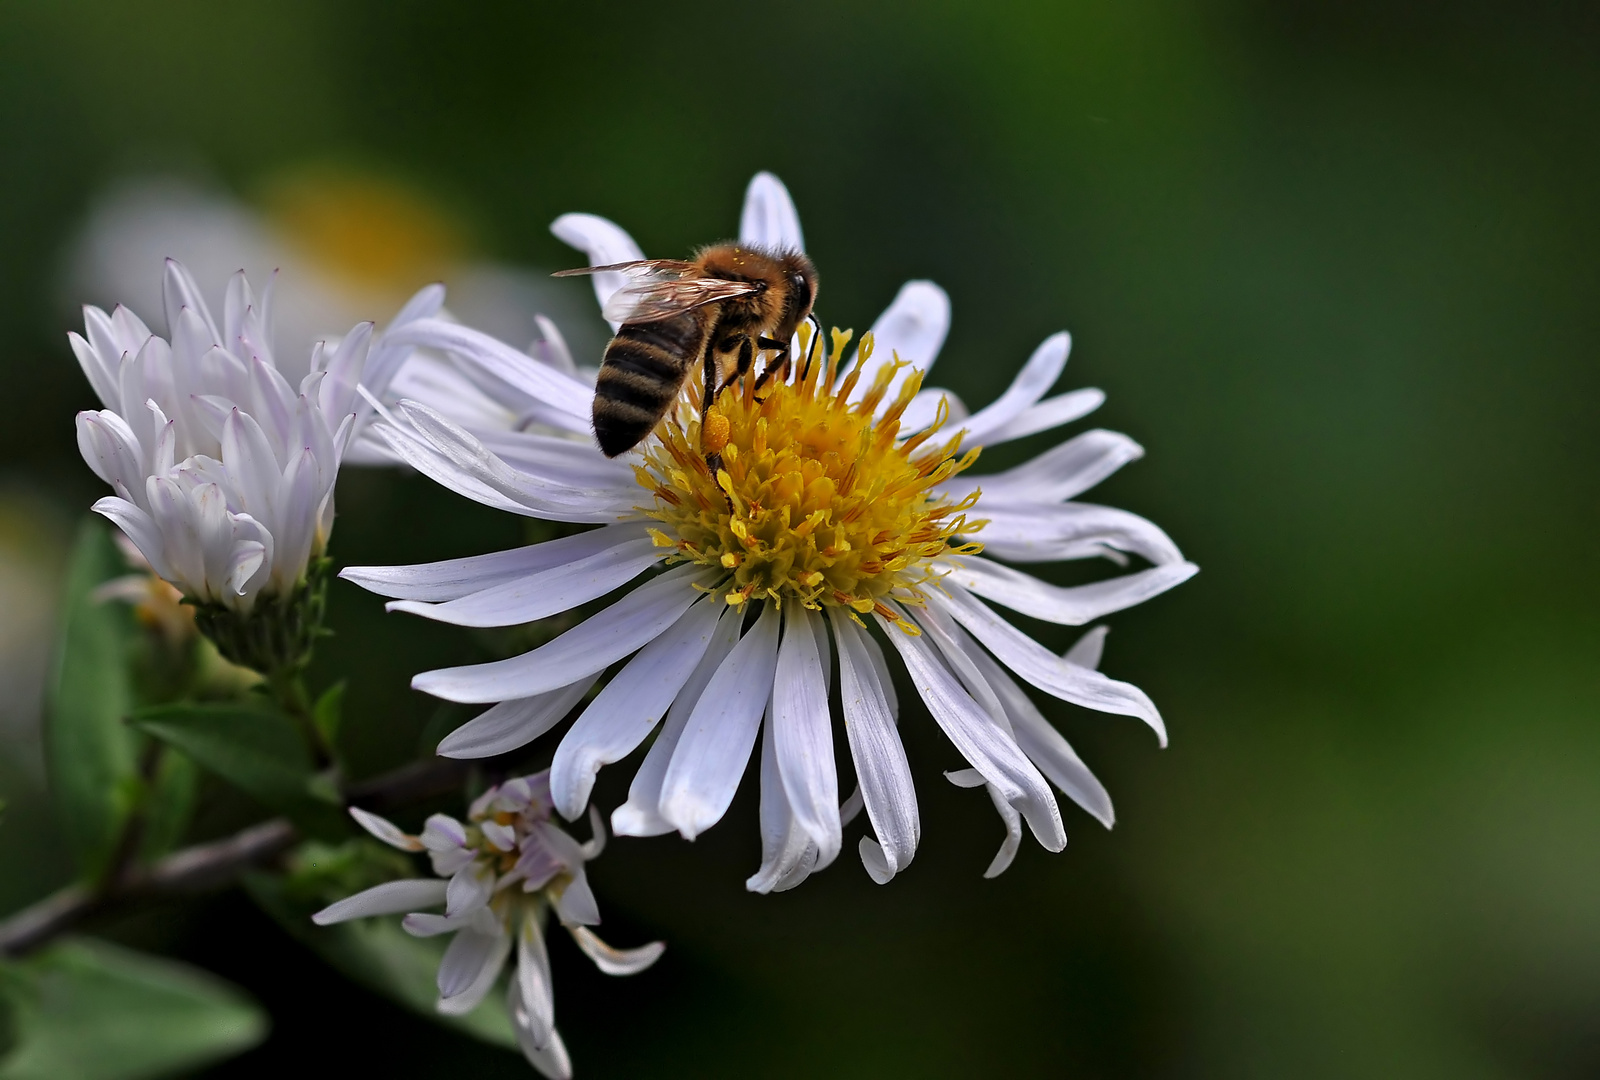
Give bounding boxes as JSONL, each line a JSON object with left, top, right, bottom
{"left": 44, "top": 520, "right": 139, "bottom": 879}
{"left": 246, "top": 864, "right": 517, "bottom": 1050}
{"left": 137, "top": 749, "right": 197, "bottom": 861}
{"left": 132, "top": 703, "right": 347, "bottom": 840}
{"left": 0, "top": 937, "right": 266, "bottom": 1080}
{"left": 311, "top": 680, "right": 346, "bottom": 758}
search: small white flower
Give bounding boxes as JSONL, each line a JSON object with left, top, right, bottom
{"left": 343, "top": 173, "right": 1197, "bottom": 888}
{"left": 313, "top": 771, "right": 663, "bottom": 1080}
{"left": 70, "top": 259, "right": 435, "bottom": 613}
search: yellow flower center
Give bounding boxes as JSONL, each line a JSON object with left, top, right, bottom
{"left": 635, "top": 328, "right": 985, "bottom": 627}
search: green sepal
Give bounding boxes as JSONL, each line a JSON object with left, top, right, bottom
{"left": 0, "top": 937, "right": 266, "bottom": 1080}
{"left": 245, "top": 843, "right": 518, "bottom": 1051}
{"left": 43, "top": 520, "right": 139, "bottom": 880}
{"left": 131, "top": 703, "right": 348, "bottom": 841}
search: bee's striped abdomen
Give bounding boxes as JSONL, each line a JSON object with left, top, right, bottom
{"left": 592, "top": 313, "right": 707, "bottom": 457}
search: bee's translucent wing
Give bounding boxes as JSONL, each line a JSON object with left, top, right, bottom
{"left": 551, "top": 259, "right": 698, "bottom": 278}
{"left": 601, "top": 274, "right": 761, "bottom": 325}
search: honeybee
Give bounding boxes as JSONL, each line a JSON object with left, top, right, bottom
{"left": 554, "top": 244, "right": 818, "bottom": 461}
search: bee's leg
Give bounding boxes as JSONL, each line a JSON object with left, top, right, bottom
{"left": 701, "top": 346, "right": 724, "bottom": 477}
{"left": 799, "top": 315, "right": 825, "bottom": 380}
{"left": 751, "top": 335, "right": 792, "bottom": 398}
{"left": 717, "top": 335, "right": 756, "bottom": 395}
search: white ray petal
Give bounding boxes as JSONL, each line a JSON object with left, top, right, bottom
{"left": 948, "top": 556, "right": 1198, "bottom": 626}
{"left": 437, "top": 918, "right": 511, "bottom": 1014}
{"left": 877, "top": 610, "right": 1065, "bottom": 852}
{"left": 746, "top": 698, "right": 823, "bottom": 895}
{"left": 949, "top": 332, "right": 1071, "bottom": 446}
{"left": 550, "top": 598, "right": 721, "bottom": 819}
{"left": 388, "top": 537, "right": 662, "bottom": 628}
{"left": 436, "top": 676, "right": 600, "bottom": 760}
{"left": 942, "top": 428, "right": 1143, "bottom": 505}
{"left": 550, "top": 212, "right": 647, "bottom": 331}
{"left": 843, "top": 281, "right": 950, "bottom": 409}
{"left": 830, "top": 610, "right": 918, "bottom": 880}
{"left": 973, "top": 502, "right": 1184, "bottom": 566}
{"left": 342, "top": 522, "right": 650, "bottom": 602}
{"left": 1063, "top": 625, "right": 1109, "bottom": 670}
{"left": 516, "top": 912, "right": 555, "bottom": 1049}
{"left": 382, "top": 318, "right": 593, "bottom": 431}
{"left": 739, "top": 172, "right": 805, "bottom": 251}
{"left": 771, "top": 605, "right": 841, "bottom": 865}
{"left": 311, "top": 879, "right": 448, "bottom": 925}
{"left": 412, "top": 564, "right": 709, "bottom": 704}
{"left": 612, "top": 603, "right": 743, "bottom": 837}
{"left": 658, "top": 604, "right": 780, "bottom": 840}
{"left": 939, "top": 586, "right": 1167, "bottom": 746}
{"left": 348, "top": 807, "right": 424, "bottom": 851}
{"left": 569, "top": 926, "right": 665, "bottom": 976}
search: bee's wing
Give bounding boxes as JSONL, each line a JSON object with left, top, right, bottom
{"left": 601, "top": 274, "right": 761, "bottom": 325}
{"left": 551, "top": 259, "right": 699, "bottom": 278}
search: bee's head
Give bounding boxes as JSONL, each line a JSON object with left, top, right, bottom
{"left": 778, "top": 251, "right": 818, "bottom": 330}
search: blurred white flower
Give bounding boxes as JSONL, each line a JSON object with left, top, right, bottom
{"left": 64, "top": 173, "right": 606, "bottom": 463}
{"left": 343, "top": 173, "right": 1197, "bottom": 889}
{"left": 313, "top": 771, "right": 663, "bottom": 1080}
{"left": 70, "top": 259, "right": 432, "bottom": 615}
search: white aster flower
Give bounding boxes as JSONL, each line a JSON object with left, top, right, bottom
{"left": 70, "top": 258, "right": 437, "bottom": 619}
{"left": 312, "top": 771, "right": 664, "bottom": 1080}
{"left": 343, "top": 173, "right": 1198, "bottom": 889}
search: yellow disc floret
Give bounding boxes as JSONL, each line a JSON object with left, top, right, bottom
{"left": 635, "top": 328, "right": 985, "bottom": 630}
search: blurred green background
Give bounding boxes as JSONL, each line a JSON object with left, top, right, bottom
{"left": 1, "top": 1, "right": 1597, "bottom": 1077}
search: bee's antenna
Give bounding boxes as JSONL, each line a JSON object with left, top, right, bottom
{"left": 802, "top": 313, "right": 825, "bottom": 381}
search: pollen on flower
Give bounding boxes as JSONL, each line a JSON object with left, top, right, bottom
{"left": 636, "top": 326, "right": 985, "bottom": 628}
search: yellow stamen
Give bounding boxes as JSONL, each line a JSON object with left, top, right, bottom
{"left": 637, "top": 328, "right": 983, "bottom": 613}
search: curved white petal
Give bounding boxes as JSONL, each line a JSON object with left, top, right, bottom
{"left": 938, "top": 586, "right": 1167, "bottom": 746}
{"left": 770, "top": 605, "right": 841, "bottom": 865}
{"left": 843, "top": 281, "right": 950, "bottom": 408}
{"left": 436, "top": 676, "right": 600, "bottom": 760}
{"left": 510, "top": 981, "right": 573, "bottom": 1080}
{"left": 747, "top": 698, "right": 822, "bottom": 895}
{"left": 959, "top": 628, "right": 1115, "bottom": 828}
{"left": 388, "top": 537, "right": 662, "bottom": 627}
{"left": 612, "top": 603, "right": 743, "bottom": 837}
{"left": 739, "top": 172, "right": 805, "bottom": 251}
{"left": 950, "top": 332, "right": 1071, "bottom": 446}
{"left": 948, "top": 557, "right": 1198, "bottom": 626}
{"left": 1063, "top": 625, "right": 1109, "bottom": 670}
{"left": 658, "top": 603, "right": 780, "bottom": 840}
{"left": 383, "top": 318, "right": 592, "bottom": 431}
{"left": 311, "top": 879, "right": 448, "bottom": 925}
{"left": 973, "top": 502, "right": 1184, "bottom": 566}
{"left": 550, "top": 598, "right": 721, "bottom": 819}
{"left": 877, "top": 610, "right": 1065, "bottom": 853}
{"left": 943, "top": 428, "right": 1144, "bottom": 506}
{"left": 569, "top": 926, "right": 665, "bottom": 976}
{"left": 412, "top": 564, "right": 710, "bottom": 703}
{"left": 549, "top": 212, "right": 646, "bottom": 331}
{"left": 830, "top": 610, "right": 918, "bottom": 880}
{"left": 348, "top": 807, "right": 424, "bottom": 852}
{"left": 986, "top": 387, "right": 1105, "bottom": 445}
{"left": 437, "top": 917, "right": 511, "bottom": 1014}
{"left": 342, "top": 521, "right": 650, "bottom": 602}
{"left": 515, "top": 912, "right": 555, "bottom": 1049}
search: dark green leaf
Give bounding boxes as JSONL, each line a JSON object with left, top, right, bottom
{"left": 44, "top": 520, "right": 139, "bottom": 879}
{"left": 0, "top": 937, "right": 266, "bottom": 1080}
{"left": 137, "top": 749, "right": 197, "bottom": 861}
{"left": 246, "top": 863, "right": 517, "bottom": 1050}
{"left": 132, "top": 704, "right": 347, "bottom": 840}
{"left": 311, "top": 680, "right": 346, "bottom": 758}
